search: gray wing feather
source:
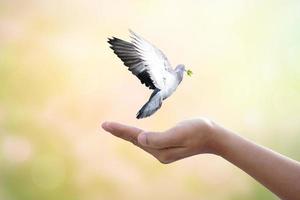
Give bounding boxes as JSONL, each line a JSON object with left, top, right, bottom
{"left": 108, "top": 37, "right": 157, "bottom": 89}
{"left": 129, "top": 29, "right": 172, "bottom": 71}
{"left": 108, "top": 30, "right": 173, "bottom": 90}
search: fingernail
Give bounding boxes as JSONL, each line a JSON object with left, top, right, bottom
{"left": 138, "top": 133, "right": 148, "bottom": 146}
{"left": 101, "top": 122, "right": 113, "bottom": 132}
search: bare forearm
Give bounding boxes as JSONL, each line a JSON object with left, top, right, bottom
{"left": 211, "top": 124, "right": 300, "bottom": 200}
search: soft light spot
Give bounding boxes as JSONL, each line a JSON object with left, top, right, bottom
{"left": 2, "top": 135, "right": 33, "bottom": 163}
{"left": 243, "top": 110, "right": 263, "bottom": 131}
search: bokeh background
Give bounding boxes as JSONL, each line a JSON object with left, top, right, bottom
{"left": 1, "top": 0, "right": 300, "bottom": 199}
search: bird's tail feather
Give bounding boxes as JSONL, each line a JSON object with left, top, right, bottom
{"left": 136, "top": 89, "right": 162, "bottom": 119}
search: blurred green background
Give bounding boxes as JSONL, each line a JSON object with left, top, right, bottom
{"left": 0, "top": 0, "right": 299, "bottom": 199}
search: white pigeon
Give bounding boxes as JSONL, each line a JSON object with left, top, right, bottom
{"left": 108, "top": 30, "right": 192, "bottom": 119}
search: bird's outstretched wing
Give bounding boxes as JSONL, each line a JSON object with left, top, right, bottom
{"left": 108, "top": 30, "right": 172, "bottom": 90}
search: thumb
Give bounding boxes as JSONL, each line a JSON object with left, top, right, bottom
{"left": 137, "top": 130, "right": 181, "bottom": 149}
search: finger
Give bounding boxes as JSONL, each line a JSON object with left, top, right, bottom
{"left": 102, "top": 121, "right": 143, "bottom": 145}
{"left": 137, "top": 128, "right": 185, "bottom": 149}
{"left": 101, "top": 122, "right": 162, "bottom": 158}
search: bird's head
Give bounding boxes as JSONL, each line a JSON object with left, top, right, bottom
{"left": 175, "top": 64, "right": 193, "bottom": 77}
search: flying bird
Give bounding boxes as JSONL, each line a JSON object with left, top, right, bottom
{"left": 107, "top": 30, "right": 192, "bottom": 119}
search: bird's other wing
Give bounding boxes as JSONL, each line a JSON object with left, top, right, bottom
{"left": 129, "top": 30, "right": 173, "bottom": 90}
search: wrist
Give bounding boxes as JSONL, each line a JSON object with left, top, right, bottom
{"left": 206, "top": 121, "right": 234, "bottom": 156}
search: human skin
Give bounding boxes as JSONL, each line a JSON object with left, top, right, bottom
{"left": 101, "top": 118, "right": 300, "bottom": 200}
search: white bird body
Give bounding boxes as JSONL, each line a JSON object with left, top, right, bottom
{"left": 108, "top": 30, "right": 188, "bottom": 119}
{"left": 161, "top": 72, "right": 180, "bottom": 100}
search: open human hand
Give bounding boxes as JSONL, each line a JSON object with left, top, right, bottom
{"left": 101, "top": 118, "right": 217, "bottom": 164}
{"left": 102, "top": 118, "right": 300, "bottom": 199}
